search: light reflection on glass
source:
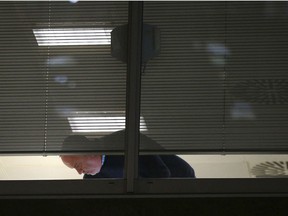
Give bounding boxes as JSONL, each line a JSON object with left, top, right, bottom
{"left": 210, "top": 56, "right": 225, "bottom": 66}
{"left": 48, "top": 56, "right": 76, "bottom": 67}
{"left": 207, "top": 43, "right": 230, "bottom": 56}
{"left": 54, "top": 107, "right": 78, "bottom": 118}
{"left": 231, "top": 101, "right": 255, "bottom": 120}
{"left": 206, "top": 42, "right": 230, "bottom": 66}
{"left": 69, "top": 0, "right": 79, "bottom": 3}
{"left": 54, "top": 75, "right": 68, "bottom": 84}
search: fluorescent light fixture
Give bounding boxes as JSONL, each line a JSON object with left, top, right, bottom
{"left": 68, "top": 115, "right": 147, "bottom": 133}
{"left": 33, "top": 27, "right": 112, "bottom": 46}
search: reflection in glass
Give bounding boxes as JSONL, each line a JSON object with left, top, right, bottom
{"left": 54, "top": 75, "right": 68, "bottom": 84}
{"left": 207, "top": 42, "right": 230, "bottom": 66}
{"left": 231, "top": 101, "right": 255, "bottom": 120}
{"left": 48, "top": 56, "right": 76, "bottom": 67}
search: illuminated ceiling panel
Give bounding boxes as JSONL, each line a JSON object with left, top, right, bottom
{"left": 33, "top": 27, "right": 112, "bottom": 46}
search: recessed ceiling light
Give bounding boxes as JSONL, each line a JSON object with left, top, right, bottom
{"left": 33, "top": 27, "right": 112, "bottom": 46}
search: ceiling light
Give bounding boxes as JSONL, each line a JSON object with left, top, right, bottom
{"left": 68, "top": 115, "right": 147, "bottom": 133}
{"left": 33, "top": 27, "right": 112, "bottom": 46}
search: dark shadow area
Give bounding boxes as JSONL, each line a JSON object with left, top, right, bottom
{"left": 0, "top": 198, "right": 287, "bottom": 216}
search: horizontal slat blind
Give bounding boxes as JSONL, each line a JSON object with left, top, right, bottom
{"left": 141, "top": 2, "right": 288, "bottom": 153}
{"left": 226, "top": 2, "right": 288, "bottom": 151}
{"left": 141, "top": 2, "right": 225, "bottom": 152}
{"left": 2, "top": 1, "right": 288, "bottom": 154}
{"left": 0, "top": 1, "right": 128, "bottom": 154}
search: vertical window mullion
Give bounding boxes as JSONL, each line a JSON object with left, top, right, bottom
{"left": 124, "top": 1, "right": 143, "bottom": 193}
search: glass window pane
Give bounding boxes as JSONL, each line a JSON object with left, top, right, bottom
{"left": 141, "top": 1, "right": 288, "bottom": 153}
{"left": 140, "top": 1, "right": 288, "bottom": 179}
{"left": 141, "top": 2, "right": 225, "bottom": 153}
{"left": 226, "top": 2, "right": 288, "bottom": 151}
{"left": 0, "top": 1, "right": 128, "bottom": 181}
{"left": 0, "top": 1, "right": 128, "bottom": 155}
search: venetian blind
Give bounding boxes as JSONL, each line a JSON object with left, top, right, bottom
{"left": 140, "top": 2, "right": 288, "bottom": 153}
{"left": 0, "top": 1, "right": 128, "bottom": 154}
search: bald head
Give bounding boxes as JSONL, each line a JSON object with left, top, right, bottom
{"left": 60, "top": 155, "right": 102, "bottom": 175}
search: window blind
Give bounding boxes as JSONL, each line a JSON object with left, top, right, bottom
{"left": 0, "top": 1, "right": 128, "bottom": 154}
{"left": 140, "top": 2, "right": 288, "bottom": 153}
{"left": 1, "top": 1, "right": 288, "bottom": 155}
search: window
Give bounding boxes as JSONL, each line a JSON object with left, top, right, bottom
{"left": 0, "top": 1, "right": 288, "bottom": 197}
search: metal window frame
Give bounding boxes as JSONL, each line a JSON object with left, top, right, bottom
{"left": 1, "top": 179, "right": 288, "bottom": 198}
{"left": 124, "top": 1, "right": 143, "bottom": 193}
{"left": 0, "top": 2, "right": 288, "bottom": 199}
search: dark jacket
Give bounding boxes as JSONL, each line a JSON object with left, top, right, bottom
{"left": 84, "top": 154, "right": 195, "bottom": 179}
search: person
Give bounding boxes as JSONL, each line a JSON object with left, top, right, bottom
{"left": 60, "top": 130, "right": 195, "bottom": 178}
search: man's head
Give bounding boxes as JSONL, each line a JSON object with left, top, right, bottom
{"left": 60, "top": 155, "right": 102, "bottom": 175}
{"left": 60, "top": 135, "right": 102, "bottom": 175}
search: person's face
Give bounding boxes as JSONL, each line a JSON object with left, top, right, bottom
{"left": 60, "top": 155, "right": 102, "bottom": 175}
